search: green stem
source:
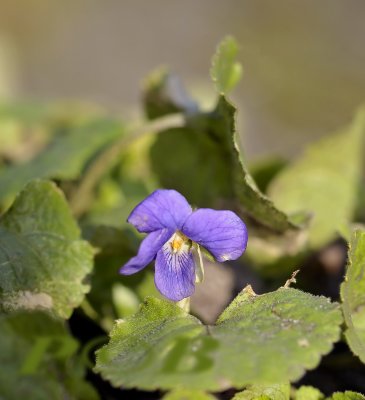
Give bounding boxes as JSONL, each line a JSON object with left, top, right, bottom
{"left": 69, "top": 113, "right": 185, "bottom": 217}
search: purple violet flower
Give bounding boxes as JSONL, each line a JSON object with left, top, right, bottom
{"left": 120, "top": 189, "right": 248, "bottom": 301}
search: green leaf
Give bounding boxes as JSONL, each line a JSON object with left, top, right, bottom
{"left": 232, "top": 384, "right": 290, "bottom": 400}
{"left": 0, "top": 180, "right": 94, "bottom": 319}
{"left": 162, "top": 389, "right": 216, "bottom": 400}
{"left": 150, "top": 95, "right": 300, "bottom": 234}
{"left": 95, "top": 288, "right": 342, "bottom": 391}
{"left": 150, "top": 124, "right": 235, "bottom": 207}
{"left": 268, "top": 108, "right": 365, "bottom": 247}
{"left": 341, "top": 230, "right": 365, "bottom": 363}
{"left": 0, "top": 311, "right": 99, "bottom": 400}
{"left": 0, "top": 118, "right": 123, "bottom": 203}
{"left": 294, "top": 386, "right": 324, "bottom": 400}
{"left": 250, "top": 157, "right": 288, "bottom": 194}
{"left": 329, "top": 392, "right": 365, "bottom": 400}
{"left": 211, "top": 36, "right": 243, "bottom": 94}
{"left": 209, "top": 96, "right": 302, "bottom": 233}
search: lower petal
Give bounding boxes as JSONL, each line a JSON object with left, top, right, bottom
{"left": 154, "top": 244, "right": 196, "bottom": 302}
{"left": 120, "top": 228, "right": 172, "bottom": 275}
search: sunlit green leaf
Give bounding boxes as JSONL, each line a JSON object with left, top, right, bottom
{"left": 232, "top": 384, "right": 289, "bottom": 400}
{"left": 95, "top": 288, "right": 341, "bottom": 391}
{"left": 211, "top": 36, "right": 243, "bottom": 94}
{"left": 0, "top": 311, "right": 99, "bottom": 400}
{"left": 329, "top": 392, "right": 365, "bottom": 400}
{"left": 294, "top": 386, "right": 324, "bottom": 400}
{"left": 0, "top": 180, "right": 94, "bottom": 319}
{"left": 341, "top": 230, "right": 365, "bottom": 363}
{"left": 268, "top": 108, "right": 365, "bottom": 247}
{"left": 162, "top": 389, "right": 216, "bottom": 400}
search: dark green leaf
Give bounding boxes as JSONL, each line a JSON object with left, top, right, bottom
{"left": 150, "top": 95, "right": 301, "bottom": 234}
{"left": 0, "top": 311, "right": 99, "bottom": 400}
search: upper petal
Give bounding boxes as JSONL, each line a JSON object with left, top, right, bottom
{"left": 182, "top": 209, "right": 248, "bottom": 262}
{"left": 127, "top": 189, "right": 192, "bottom": 233}
{"left": 120, "top": 228, "right": 172, "bottom": 275}
{"left": 154, "top": 242, "right": 196, "bottom": 301}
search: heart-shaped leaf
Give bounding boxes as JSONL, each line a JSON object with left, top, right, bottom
{"left": 95, "top": 288, "right": 342, "bottom": 391}
{"left": 0, "top": 180, "right": 94, "bottom": 318}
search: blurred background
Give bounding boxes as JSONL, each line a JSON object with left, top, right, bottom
{"left": 1, "top": 0, "right": 365, "bottom": 158}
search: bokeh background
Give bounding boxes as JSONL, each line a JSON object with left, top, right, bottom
{"left": 1, "top": 0, "right": 365, "bottom": 158}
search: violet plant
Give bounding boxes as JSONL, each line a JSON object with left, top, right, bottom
{"left": 0, "top": 36, "right": 364, "bottom": 400}
{"left": 120, "top": 189, "right": 248, "bottom": 301}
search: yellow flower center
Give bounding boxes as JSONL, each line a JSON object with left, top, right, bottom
{"left": 170, "top": 231, "right": 189, "bottom": 253}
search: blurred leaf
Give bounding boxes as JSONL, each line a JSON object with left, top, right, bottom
{"left": 250, "top": 157, "right": 287, "bottom": 194}
{"left": 83, "top": 224, "right": 161, "bottom": 323}
{"left": 0, "top": 118, "right": 123, "bottom": 204}
{"left": 0, "top": 102, "right": 49, "bottom": 124}
{"left": 232, "top": 384, "right": 289, "bottom": 400}
{"left": 85, "top": 133, "right": 157, "bottom": 228}
{"left": 294, "top": 386, "right": 324, "bottom": 400}
{"left": 144, "top": 67, "right": 198, "bottom": 119}
{"left": 0, "top": 102, "right": 50, "bottom": 163}
{"left": 0, "top": 180, "right": 94, "bottom": 319}
{"left": 268, "top": 108, "right": 365, "bottom": 248}
{"left": 207, "top": 96, "right": 303, "bottom": 233}
{"left": 341, "top": 229, "right": 365, "bottom": 363}
{"left": 150, "top": 124, "right": 235, "bottom": 207}
{"left": 0, "top": 311, "right": 99, "bottom": 400}
{"left": 210, "top": 36, "right": 243, "bottom": 95}
{"left": 112, "top": 283, "right": 140, "bottom": 318}
{"left": 162, "top": 389, "right": 216, "bottom": 400}
{"left": 95, "top": 288, "right": 341, "bottom": 391}
{"left": 328, "top": 392, "right": 365, "bottom": 400}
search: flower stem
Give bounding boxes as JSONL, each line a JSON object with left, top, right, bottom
{"left": 69, "top": 113, "right": 185, "bottom": 217}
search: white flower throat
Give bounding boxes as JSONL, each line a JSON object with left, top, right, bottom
{"left": 169, "top": 231, "right": 191, "bottom": 254}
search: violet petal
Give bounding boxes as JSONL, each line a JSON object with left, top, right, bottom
{"left": 182, "top": 208, "right": 248, "bottom": 262}
{"left": 127, "top": 189, "right": 192, "bottom": 233}
{"left": 120, "top": 228, "right": 172, "bottom": 275}
{"left": 154, "top": 243, "right": 196, "bottom": 301}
